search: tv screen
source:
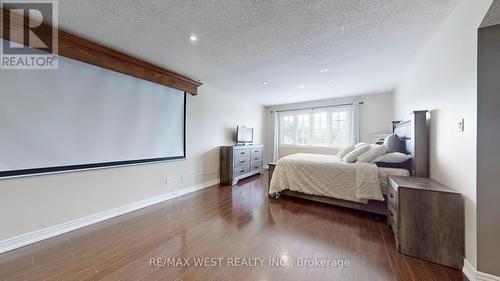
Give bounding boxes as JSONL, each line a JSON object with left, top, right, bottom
{"left": 237, "top": 126, "right": 254, "bottom": 143}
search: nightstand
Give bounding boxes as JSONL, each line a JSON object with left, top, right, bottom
{"left": 387, "top": 176, "right": 464, "bottom": 269}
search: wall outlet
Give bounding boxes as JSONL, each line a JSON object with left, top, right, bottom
{"left": 165, "top": 176, "right": 172, "bottom": 184}
{"left": 458, "top": 118, "right": 465, "bottom": 132}
{"left": 181, "top": 174, "right": 188, "bottom": 182}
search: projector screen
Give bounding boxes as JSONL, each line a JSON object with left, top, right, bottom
{"left": 0, "top": 49, "right": 186, "bottom": 178}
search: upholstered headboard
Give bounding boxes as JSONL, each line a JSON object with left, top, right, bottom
{"left": 392, "top": 110, "right": 429, "bottom": 177}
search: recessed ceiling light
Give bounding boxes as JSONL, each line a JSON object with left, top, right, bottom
{"left": 320, "top": 68, "right": 329, "bottom": 73}
{"left": 262, "top": 81, "right": 269, "bottom": 86}
{"left": 298, "top": 85, "right": 305, "bottom": 89}
{"left": 189, "top": 34, "right": 198, "bottom": 42}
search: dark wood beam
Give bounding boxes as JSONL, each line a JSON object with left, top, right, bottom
{"left": 1, "top": 9, "right": 202, "bottom": 95}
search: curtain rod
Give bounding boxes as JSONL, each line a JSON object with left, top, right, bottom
{"left": 272, "top": 101, "right": 364, "bottom": 113}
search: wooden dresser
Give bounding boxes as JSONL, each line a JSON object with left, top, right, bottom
{"left": 220, "top": 145, "right": 263, "bottom": 185}
{"left": 387, "top": 176, "right": 464, "bottom": 269}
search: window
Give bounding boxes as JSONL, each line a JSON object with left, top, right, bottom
{"left": 296, "top": 114, "right": 310, "bottom": 145}
{"left": 279, "top": 106, "right": 352, "bottom": 147}
{"left": 331, "top": 111, "right": 348, "bottom": 146}
{"left": 282, "top": 115, "right": 295, "bottom": 145}
{"left": 313, "top": 112, "right": 328, "bottom": 146}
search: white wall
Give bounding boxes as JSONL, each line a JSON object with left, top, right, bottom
{"left": 359, "top": 93, "right": 394, "bottom": 144}
{"left": 264, "top": 92, "right": 394, "bottom": 162}
{"left": 393, "top": 0, "right": 493, "bottom": 268}
{"left": 0, "top": 84, "right": 264, "bottom": 241}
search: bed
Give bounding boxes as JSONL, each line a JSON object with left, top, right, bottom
{"left": 268, "top": 111, "right": 428, "bottom": 215}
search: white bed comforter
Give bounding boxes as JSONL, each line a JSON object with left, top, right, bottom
{"left": 269, "top": 153, "right": 384, "bottom": 203}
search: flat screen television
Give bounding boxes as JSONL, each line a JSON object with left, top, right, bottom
{"left": 236, "top": 126, "right": 254, "bottom": 144}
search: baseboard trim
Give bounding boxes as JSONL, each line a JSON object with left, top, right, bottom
{"left": 477, "top": 271, "right": 500, "bottom": 281}
{"left": 463, "top": 259, "right": 500, "bottom": 281}
{"left": 464, "top": 259, "right": 477, "bottom": 281}
{"left": 0, "top": 179, "right": 220, "bottom": 254}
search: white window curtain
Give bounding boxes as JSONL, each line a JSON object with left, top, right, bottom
{"left": 272, "top": 111, "right": 280, "bottom": 162}
{"left": 276, "top": 102, "right": 360, "bottom": 149}
{"left": 351, "top": 100, "right": 360, "bottom": 145}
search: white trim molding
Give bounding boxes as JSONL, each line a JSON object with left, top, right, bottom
{"left": 0, "top": 179, "right": 220, "bottom": 254}
{"left": 463, "top": 259, "right": 500, "bottom": 281}
{"left": 464, "top": 259, "right": 477, "bottom": 281}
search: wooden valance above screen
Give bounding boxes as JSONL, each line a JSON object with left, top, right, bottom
{"left": 0, "top": 9, "right": 202, "bottom": 95}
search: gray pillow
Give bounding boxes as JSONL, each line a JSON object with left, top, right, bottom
{"left": 383, "top": 134, "right": 402, "bottom": 153}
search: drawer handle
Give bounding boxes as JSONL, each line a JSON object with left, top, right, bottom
{"left": 389, "top": 194, "right": 394, "bottom": 198}
{"left": 389, "top": 211, "right": 393, "bottom": 217}
{"left": 240, "top": 170, "right": 245, "bottom": 173}
{"left": 255, "top": 158, "right": 259, "bottom": 160}
{"left": 240, "top": 152, "right": 245, "bottom": 154}
{"left": 254, "top": 166, "right": 259, "bottom": 169}
{"left": 240, "top": 160, "right": 245, "bottom": 163}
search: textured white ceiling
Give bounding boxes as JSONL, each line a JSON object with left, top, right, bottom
{"left": 57, "top": 0, "right": 460, "bottom": 105}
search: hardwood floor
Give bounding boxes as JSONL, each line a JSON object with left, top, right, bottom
{"left": 0, "top": 174, "right": 466, "bottom": 281}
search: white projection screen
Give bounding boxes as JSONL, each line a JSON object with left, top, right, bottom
{"left": 0, "top": 50, "right": 186, "bottom": 178}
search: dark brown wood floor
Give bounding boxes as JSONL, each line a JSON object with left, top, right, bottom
{"left": 0, "top": 174, "right": 466, "bottom": 281}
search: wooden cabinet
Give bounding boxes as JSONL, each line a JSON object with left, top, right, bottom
{"left": 220, "top": 145, "right": 263, "bottom": 185}
{"left": 388, "top": 176, "right": 464, "bottom": 269}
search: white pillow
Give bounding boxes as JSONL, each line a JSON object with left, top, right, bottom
{"left": 336, "top": 145, "right": 355, "bottom": 159}
{"left": 354, "top": 142, "right": 367, "bottom": 148}
{"left": 343, "top": 144, "right": 370, "bottom": 163}
{"left": 357, "top": 145, "right": 388, "bottom": 162}
{"left": 372, "top": 152, "right": 411, "bottom": 163}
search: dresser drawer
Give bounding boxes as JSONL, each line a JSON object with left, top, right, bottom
{"left": 387, "top": 184, "right": 398, "bottom": 208}
{"left": 388, "top": 204, "right": 398, "bottom": 230}
{"left": 234, "top": 149, "right": 251, "bottom": 161}
{"left": 234, "top": 157, "right": 250, "bottom": 168}
{"left": 250, "top": 154, "right": 263, "bottom": 163}
{"left": 250, "top": 147, "right": 263, "bottom": 156}
{"left": 234, "top": 165, "right": 251, "bottom": 177}
{"left": 251, "top": 161, "right": 262, "bottom": 172}
{"left": 391, "top": 219, "right": 400, "bottom": 251}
